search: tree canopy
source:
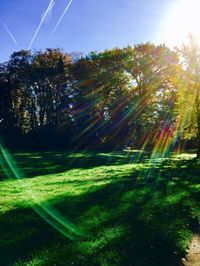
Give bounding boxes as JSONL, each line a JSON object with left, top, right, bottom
{"left": 0, "top": 42, "right": 199, "bottom": 155}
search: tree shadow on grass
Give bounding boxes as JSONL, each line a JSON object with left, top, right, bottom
{"left": 0, "top": 155, "right": 199, "bottom": 265}
{"left": 0, "top": 150, "right": 149, "bottom": 180}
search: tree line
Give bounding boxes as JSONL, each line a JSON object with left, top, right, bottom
{"left": 0, "top": 39, "right": 200, "bottom": 155}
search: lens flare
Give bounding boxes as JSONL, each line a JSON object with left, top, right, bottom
{"left": 0, "top": 143, "right": 83, "bottom": 240}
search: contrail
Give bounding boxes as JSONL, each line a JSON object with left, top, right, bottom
{"left": 28, "top": 0, "right": 55, "bottom": 50}
{"left": 41, "top": 0, "right": 55, "bottom": 24}
{"left": 0, "top": 19, "right": 17, "bottom": 45}
{"left": 49, "top": 0, "right": 73, "bottom": 38}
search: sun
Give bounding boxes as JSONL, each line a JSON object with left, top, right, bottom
{"left": 160, "top": 0, "right": 200, "bottom": 47}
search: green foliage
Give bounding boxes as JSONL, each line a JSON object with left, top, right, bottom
{"left": 176, "top": 35, "right": 200, "bottom": 155}
{"left": 0, "top": 44, "right": 179, "bottom": 150}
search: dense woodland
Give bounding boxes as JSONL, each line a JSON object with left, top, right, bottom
{"left": 1, "top": 39, "right": 200, "bottom": 154}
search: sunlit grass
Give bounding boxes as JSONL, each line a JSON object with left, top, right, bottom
{"left": 0, "top": 151, "right": 199, "bottom": 265}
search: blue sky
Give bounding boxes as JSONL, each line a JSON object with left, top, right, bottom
{"left": 0, "top": 0, "right": 174, "bottom": 62}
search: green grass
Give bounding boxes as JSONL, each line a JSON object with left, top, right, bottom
{"left": 0, "top": 151, "right": 199, "bottom": 266}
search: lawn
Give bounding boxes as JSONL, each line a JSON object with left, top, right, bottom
{"left": 0, "top": 150, "right": 199, "bottom": 266}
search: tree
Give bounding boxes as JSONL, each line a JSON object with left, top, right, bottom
{"left": 124, "top": 43, "right": 178, "bottom": 148}
{"left": 72, "top": 48, "right": 131, "bottom": 149}
{"left": 176, "top": 35, "right": 200, "bottom": 157}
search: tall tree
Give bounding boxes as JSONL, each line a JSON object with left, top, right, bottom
{"left": 124, "top": 43, "right": 178, "bottom": 148}
{"left": 176, "top": 35, "right": 200, "bottom": 157}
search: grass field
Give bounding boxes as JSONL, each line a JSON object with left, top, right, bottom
{"left": 0, "top": 150, "right": 199, "bottom": 266}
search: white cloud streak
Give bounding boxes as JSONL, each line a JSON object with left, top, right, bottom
{"left": 28, "top": 0, "right": 55, "bottom": 50}
{"left": 0, "top": 19, "right": 18, "bottom": 45}
{"left": 49, "top": 0, "right": 73, "bottom": 39}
